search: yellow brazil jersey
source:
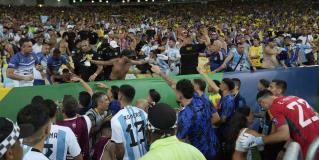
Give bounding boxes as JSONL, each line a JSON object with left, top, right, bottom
{"left": 209, "top": 93, "right": 221, "bottom": 110}
{"left": 248, "top": 46, "right": 263, "bottom": 67}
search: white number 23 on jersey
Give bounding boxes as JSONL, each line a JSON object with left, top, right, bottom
{"left": 286, "top": 99, "right": 319, "bottom": 128}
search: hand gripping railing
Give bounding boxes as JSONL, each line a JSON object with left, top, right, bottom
{"left": 283, "top": 141, "right": 302, "bottom": 160}
{"left": 306, "top": 137, "right": 319, "bottom": 160}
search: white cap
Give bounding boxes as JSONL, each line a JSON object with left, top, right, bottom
{"left": 110, "top": 40, "right": 119, "bottom": 48}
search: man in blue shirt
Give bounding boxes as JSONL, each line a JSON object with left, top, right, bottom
{"left": 198, "top": 67, "right": 235, "bottom": 160}
{"left": 95, "top": 82, "right": 121, "bottom": 116}
{"left": 231, "top": 78, "right": 247, "bottom": 110}
{"left": 47, "top": 48, "right": 73, "bottom": 84}
{"left": 33, "top": 43, "right": 50, "bottom": 85}
{"left": 151, "top": 65, "right": 219, "bottom": 159}
{"left": 107, "top": 85, "right": 121, "bottom": 116}
{"left": 7, "top": 38, "right": 41, "bottom": 87}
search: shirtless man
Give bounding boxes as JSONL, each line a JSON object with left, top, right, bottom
{"left": 47, "top": 29, "right": 57, "bottom": 50}
{"left": 58, "top": 32, "right": 71, "bottom": 56}
{"left": 91, "top": 52, "right": 149, "bottom": 80}
{"left": 262, "top": 39, "right": 280, "bottom": 69}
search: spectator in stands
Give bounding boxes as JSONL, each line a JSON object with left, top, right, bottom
{"left": 141, "top": 103, "right": 206, "bottom": 160}
{"left": 41, "top": 99, "right": 83, "bottom": 160}
{"left": 7, "top": 38, "right": 41, "bottom": 87}
{"left": 47, "top": 48, "right": 73, "bottom": 84}
{"left": 32, "top": 34, "right": 43, "bottom": 54}
{"left": 262, "top": 39, "right": 281, "bottom": 69}
{"left": 58, "top": 32, "right": 70, "bottom": 57}
{"left": 232, "top": 78, "right": 247, "bottom": 109}
{"left": 110, "top": 84, "right": 148, "bottom": 160}
{"left": 298, "top": 28, "right": 314, "bottom": 65}
{"left": 165, "top": 37, "right": 181, "bottom": 75}
{"left": 0, "top": 117, "right": 33, "bottom": 160}
{"left": 46, "top": 29, "right": 57, "bottom": 50}
{"left": 33, "top": 43, "right": 50, "bottom": 85}
{"left": 73, "top": 40, "right": 103, "bottom": 82}
{"left": 57, "top": 95, "right": 92, "bottom": 160}
{"left": 179, "top": 29, "right": 202, "bottom": 75}
{"left": 215, "top": 43, "right": 256, "bottom": 72}
{"left": 248, "top": 38, "right": 263, "bottom": 69}
{"left": 206, "top": 40, "right": 225, "bottom": 72}
{"left": 17, "top": 104, "right": 51, "bottom": 160}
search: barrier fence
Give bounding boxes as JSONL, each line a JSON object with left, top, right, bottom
{"left": 0, "top": 66, "right": 318, "bottom": 121}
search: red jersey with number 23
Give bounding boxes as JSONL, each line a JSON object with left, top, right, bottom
{"left": 270, "top": 96, "right": 319, "bottom": 157}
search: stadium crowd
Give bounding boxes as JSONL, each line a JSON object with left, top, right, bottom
{"left": 0, "top": 0, "right": 319, "bottom": 87}
{"left": 1, "top": 0, "right": 319, "bottom": 160}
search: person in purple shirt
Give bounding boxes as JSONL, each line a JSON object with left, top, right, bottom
{"left": 7, "top": 38, "right": 41, "bottom": 87}
{"left": 47, "top": 48, "right": 73, "bottom": 84}
{"left": 56, "top": 95, "right": 92, "bottom": 160}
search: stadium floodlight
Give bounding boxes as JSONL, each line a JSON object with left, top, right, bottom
{"left": 57, "top": 0, "right": 61, "bottom": 2}
{"left": 92, "top": 0, "right": 94, "bottom": 3}
{"left": 145, "top": 0, "right": 148, "bottom": 2}
{"left": 99, "top": 0, "right": 102, "bottom": 2}
{"left": 122, "top": 0, "right": 125, "bottom": 3}
{"left": 152, "top": 0, "right": 154, "bottom": 2}
{"left": 73, "top": 0, "right": 76, "bottom": 3}
{"left": 106, "top": 0, "right": 108, "bottom": 3}
{"left": 137, "top": 0, "right": 140, "bottom": 2}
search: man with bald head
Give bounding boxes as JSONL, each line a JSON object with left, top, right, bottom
{"left": 206, "top": 40, "right": 225, "bottom": 71}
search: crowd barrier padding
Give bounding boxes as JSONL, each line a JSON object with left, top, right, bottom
{"left": 0, "top": 66, "right": 318, "bottom": 121}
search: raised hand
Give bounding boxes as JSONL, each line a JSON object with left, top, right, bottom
{"left": 196, "top": 66, "right": 205, "bottom": 74}
{"left": 96, "top": 82, "right": 108, "bottom": 89}
{"left": 151, "top": 64, "right": 161, "bottom": 74}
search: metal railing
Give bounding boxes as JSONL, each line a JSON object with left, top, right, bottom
{"left": 283, "top": 142, "right": 302, "bottom": 160}
{"left": 306, "top": 137, "right": 319, "bottom": 160}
